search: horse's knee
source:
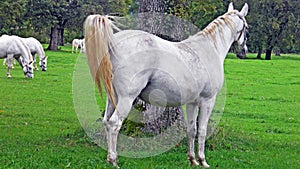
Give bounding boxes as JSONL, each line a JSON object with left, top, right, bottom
{"left": 187, "top": 127, "right": 197, "bottom": 138}
{"left": 198, "top": 127, "right": 207, "bottom": 137}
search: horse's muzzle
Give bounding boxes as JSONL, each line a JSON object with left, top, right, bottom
{"left": 25, "top": 73, "right": 34, "bottom": 79}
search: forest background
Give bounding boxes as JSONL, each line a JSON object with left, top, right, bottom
{"left": 0, "top": 0, "right": 299, "bottom": 60}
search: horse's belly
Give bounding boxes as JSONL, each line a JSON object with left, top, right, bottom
{"left": 139, "top": 77, "right": 198, "bottom": 107}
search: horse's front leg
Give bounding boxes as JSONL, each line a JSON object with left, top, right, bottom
{"left": 197, "top": 96, "right": 217, "bottom": 168}
{"left": 32, "top": 54, "right": 38, "bottom": 70}
{"left": 186, "top": 103, "right": 199, "bottom": 166}
{"left": 104, "top": 97, "right": 132, "bottom": 168}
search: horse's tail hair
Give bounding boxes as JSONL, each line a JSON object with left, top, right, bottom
{"left": 84, "top": 15, "right": 117, "bottom": 107}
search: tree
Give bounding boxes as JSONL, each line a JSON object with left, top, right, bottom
{"left": 263, "top": 1, "right": 292, "bottom": 60}
{"left": 26, "top": 0, "right": 127, "bottom": 50}
{"left": 0, "top": 0, "right": 27, "bottom": 35}
{"left": 183, "top": 0, "right": 224, "bottom": 29}
{"left": 26, "top": 0, "right": 81, "bottom": 50}
{"left": 245, "top": 0, "right": 298, "bottom": 59}
{"left": 276, "top": 0, "right": 300, "bottom": 53}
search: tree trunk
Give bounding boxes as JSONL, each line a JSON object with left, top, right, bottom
{"left": 58, "top": 28, "right": 64, "bottom": 46}
{"left": 47, "top": 26, "right": 59, "bottom": 50}
{"left": 275, "top": 48, "right": 281, "bottom": 56}
{"left": 133, "top": 98, "right": 186, "bottom": 135}
{"left": 257, "top": 46, "right": 262, "bottom": 59}
{"left": 265, "top": 48, "right": 272, "bottom": 60}
{"left": 127, "top": 0, "right": 186, "bottom": 135}
{"left": 265, "top": 35, "right": 273, "bottom": 60}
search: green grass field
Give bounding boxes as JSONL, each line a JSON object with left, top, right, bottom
{"left": 0, "top": 46, "right": 299, "bottom": 169}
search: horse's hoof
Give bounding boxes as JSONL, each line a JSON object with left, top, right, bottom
{"left": 190, "top": 159, "right": 199, "bottom": 166}
{"left": 107, "top": 160, "right": 119, "bottom": 168}
{"left": 107, "top": 156, "right": 119, "bottom": 168}
{"left": 199, "top": 158, "right": 210, "bottom": 168}
{"left": 7, "top": 75, "right": 12, "bottom": 78}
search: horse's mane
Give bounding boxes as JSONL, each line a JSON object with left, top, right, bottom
{"left": 197, "top": 11, "right": 238, "bottom": 45}
{"left": 16, "top": 36, "right": 33, "bottom": 62}
{"left": 35, "top": 38, "right": 46, "bottom": 58}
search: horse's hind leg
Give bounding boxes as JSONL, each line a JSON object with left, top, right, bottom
{"left": 104, "top": 97, "right": 133, "bottom": 167}
{"left": 75, "top": 45, "right": 79, "bottom": 53}
{"left": 197, "top": 96, "right": 217, "bottom": 168}
{"left": 72, "top": 44, "right": 75, "bottom": 53}
{"left": 6, "top": 55, "right": 14, "bottom": 78}
{"left": 103, "top": 97, "right": 115, "bottom": 163}
{"left": 186, "top": 103, "right": 199, "bottom": 166}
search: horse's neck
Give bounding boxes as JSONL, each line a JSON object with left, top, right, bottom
{"left": 36, "top": 43, "right": 45, "bottom": 59}
{"left": 185, "top": 24, "right": 234, "bottom": 64}
{"left": 18, "top": 39, "right": 32, "bottom": 63}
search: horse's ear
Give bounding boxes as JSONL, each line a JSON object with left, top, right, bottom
{"left": 239, "top": 3, "right": 249, "bottom": 17}
{"left": 228, "top": 2, "right": 234, "bottom": 12}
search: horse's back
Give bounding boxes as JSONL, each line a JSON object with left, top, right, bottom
{"left": 72, "top": 39, "right": 82, "bottom": 46}
{"left": 114, "top": 30, "right": 178, "bottom": 59}
{"left": 22, "top": 37, "right": 40, "bottom": 52}
{"left": 0, "top": 35, "right": 22, "bottom": 57}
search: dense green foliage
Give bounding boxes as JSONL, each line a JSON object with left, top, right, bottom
{"left": 0, "top": 0, "right": 299, "bottom": 56}
{"left": 0, "top": 47, "right": 299, "bottom": 168}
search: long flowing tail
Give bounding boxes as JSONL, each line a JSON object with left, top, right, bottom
{"left": 84, "top": 15, "right": 117, "bottom": 107}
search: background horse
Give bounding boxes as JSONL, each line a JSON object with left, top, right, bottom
{"left": 22, "top": 37, "right": 48, "bottom": 71}
{"left": 0, "top": 35, "right": 34, "bottom": 78}
{"left": 84, "top": 2, "right": 248, "bottom": 168}
{"left": 72, "top": 38, "right": 85, "bottom": 53}
{"left": 2, "top": 37, "right": 47, "bottom": 71}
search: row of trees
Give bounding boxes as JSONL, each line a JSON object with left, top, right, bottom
{"left": 0, "top": 0, "right": 128, "bottom": 50}
{"left": 0, "top": 0, "right": 299, "bottom": 59}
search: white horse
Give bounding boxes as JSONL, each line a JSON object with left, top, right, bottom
{"left": 3, "top": 37, "right": 48, "bottom": 71}
{"left": 22, "top": 37, "right": 48, "bottom": 71}
{"left": 84, "top": 2, "right": 248, "bottom": 168}
{"left": 72, "top": 38, "right": 85, "bottom": 53}
{"left": 0, "top": 35, "right": 34, "bottom": 78}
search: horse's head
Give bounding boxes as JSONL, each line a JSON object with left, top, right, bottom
{"left": 40, "top": 56, "right": 48, "bottom": 71}
{"left": 228, "top": 2, "right": 249, "bottom": 53}
{"left": 23, "top": 61, "right": 34, "bottom": 78}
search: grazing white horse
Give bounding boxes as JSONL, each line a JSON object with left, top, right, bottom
{"left": 84, "top": 2, "right": 248, "bottom": 168}
{"left": 0, "top": 35, "right": 34, "bottom": 78}
{"left": 22, "top": 37, "right": 48, "bottom": 71}
{"left": 3, "top": 37, "right": 48, "bottom": 71}
{"left": 72, "top": 38, "right": 85, "bottom": 53}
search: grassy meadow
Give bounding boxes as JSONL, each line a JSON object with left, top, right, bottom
{"left": 0, "top": 46, "right": 299, "bottom": 169}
